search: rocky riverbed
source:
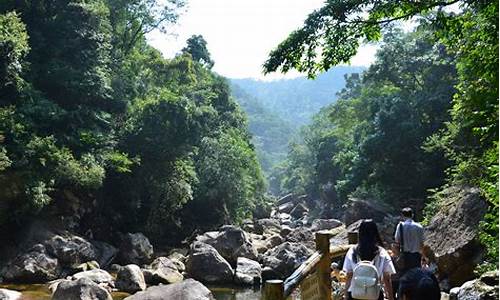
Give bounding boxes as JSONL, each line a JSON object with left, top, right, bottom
{"left": 0, "top": 188, "right": 497, "bottom": 299}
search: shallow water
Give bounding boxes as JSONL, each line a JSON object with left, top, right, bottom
{"left": 0, "top": 283, "right": 262, "bottom": 300}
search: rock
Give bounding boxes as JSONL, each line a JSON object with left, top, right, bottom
{"left": 72, "top": 269, "right": 114, "bottom": 285}
{"left": 145, "top": 257, "right": 183, "bottom": 285}
{"left": 277, "top": 202, "right": 295, "bottom": 214}
{"left": 440, "top": 292, "right": 450, "bottom": 300}
{"left": 0, "top": 288, "right": 21, "bottom": 300}
{"left": 254, "top": 219, "right": 281, "bottom": 235}
{"left": 1, "top": 244, "right": 60, "bottom": 283}
{"left": 196, "top": 226, "right": 257, "bottom": 265}
{"left": 75, "top": 261, "right": 100, "bottom": 272}
{"left": 343, "top": 198, "right": 393, "bottom": 226}
{"left": 424, "top": 186, "right": 488, "bottom": 285}
{"left": 456, "top": 271, "right": 498, "bottom": 300}
{"left": 92, "top": 241, "right": 117, "bottom": 268}
{"left": 286, "top": 227, "right": 315, "bottom": 250}
{"left": 168, "top": 250, "right": 187, "bottom": 263}
{"left": 116, "top": 264, "right": 146, "bottom": 294}
{"left": 277, "top": 194, "right": 295, "bottom": 206}
{"left": 118, "top": 233, "right": 153, "bottom": 265}
{"left": 124, "top": 279, "right": 214, "bottom": 300}
{"left": 280, "top": 226, "right": 292, "bottom": 238}
{"left": 44, "top": 233, "right": 98, "bottom": 268}
{"left": 52, "top": 277, "right": 112, "bottom": 300}
{"left": 261, "top": 242, "right": 313, "bottom": 278}
{"left": 234, "top": 257, "right": 261, "bottom": 286}
{"left": 265, "top": 235, "right": 283, "bottom": 249}
{"left": 290, "top": 203, "right": 309, "bottom": 219}
{"left": 310, "top": 219, "right": 343, "bottom": 231}
{"left": 186, "top": 242, "right": 234, "bottom": 284}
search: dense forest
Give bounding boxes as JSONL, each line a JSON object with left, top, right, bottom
{"left": 0, "top": 0, "right": 497, "bottom": 290}
{"left": 0, "top": 0, "right": 266, "bottom": 245}
{"left": 265, "top": 0, "right": 498, "bottom": 270}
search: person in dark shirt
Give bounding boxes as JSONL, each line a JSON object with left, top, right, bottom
{"left": 398, "top": 267, "right": 441, "bottom": 300}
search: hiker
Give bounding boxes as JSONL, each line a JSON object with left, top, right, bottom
{"left": 394, "top": 207, "right": 424, "bottom": 274}
{"left": 343, "top": 219, "right": 396, "bottom": 300}
{"left": 397, "top": 267, "right": 441, "bottom": 300}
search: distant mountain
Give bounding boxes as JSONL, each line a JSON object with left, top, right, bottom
{"left": 231, "top": 66, "right": 366, "bottom": 128}
{"left": 231, "top": 84, "right": 295, "bottom": 174}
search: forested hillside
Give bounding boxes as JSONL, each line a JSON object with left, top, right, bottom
{"left": 230, "top": 84, "right": 295, "bottom": 175}
{"left": 231, "top": 66, "right": 365, "bottom": 129}
{"left": 0, "top": 1, "right": 266, "bottom": 245}
{"left": 265, "top": 0, "right": 498, "bottom": 271}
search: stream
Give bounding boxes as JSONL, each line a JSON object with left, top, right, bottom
{"left": 0, "top": 283, "right": 262, "bottom": 300}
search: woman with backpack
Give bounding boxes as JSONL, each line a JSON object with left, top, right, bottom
{"left": 343, "top": 219, "right": 396, "bottom": 300}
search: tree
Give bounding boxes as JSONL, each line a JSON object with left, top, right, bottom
{"left": 182, "top": 35, "right": 215, "bottom": 69}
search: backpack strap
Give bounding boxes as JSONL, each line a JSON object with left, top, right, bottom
{"left": 399, "top": 222, "right": 405, "bottom": 253}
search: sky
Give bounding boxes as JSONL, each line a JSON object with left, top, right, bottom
{"left": 147, "top": 0, "right": 379, "bottom": 80}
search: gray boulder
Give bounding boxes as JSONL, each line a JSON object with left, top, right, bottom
{"left": 45, "top": 233, "right": 98, "bottom": 267}
{"left": 425, "top": 186, "right": 488, "bottom": 285}
{"left": 196, "top": 226, "right": 257, "bottom": 265}
{"left": 1, "top": 244, "right": 60, "bottom": 283}
{"left": 71, "top": 269, "right": 114, "bottom": 285}
{"left": 92, "top": 241, "right": 117, "bottom": 268}
{"left": 52, "top": 277, "right": 112, "bottom": 300}
{"left": 261, "top": 242, "right": 313, "bottom": 278}
{"left": 116, "top": 264, "right": 146, "bottom": 294}
{"left": 186, "top": 242, "right": 234, "bottom": 284}
{"left": 286, "top": 227, "right": 315, "bottom": 250}
{"left": 234, "top": 257, "right": 261, "bottom": 286}
{"left": 254, "top": 219, "right": 281, "bottom": 235}
{"left": 144, "top": 257, "right": 183, "bottom": 285}
{"left": 0, "top": 288, "right": 21, "bottom": 300}
{"left": 124, "top": 279, "right": 214, "bottom": 300}
{"left": 310, "top": 219, "right": 343, "bottom": 231}
{"left": 456, "top": 271, "right": 498, "bottom": 300}
{"left": 343, "top": 198, "right": 393, "bottom": 226}
{"left": 118, "top": 233, "right": 153, "bottom": 265}
{"left": 290, "top": 203, "right": 309, "bottom": 219}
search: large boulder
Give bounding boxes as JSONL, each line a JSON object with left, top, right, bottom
{"left": 290, "top": 203, "right": 309, "bottom": 219}
{"left": 343, "top": 198, "right": 393, "bottom": 226}
{"left": 116, "top": 264, "right": 146, "bottom": 294}
{"left": 52, "top": 277, "right": 112, "bottom": 300}
{"left": 185, "top": 242, "right": 234, "bottom": 284}
{"left": 234, "top": 257, "right": 261, "bottom": 286}
{"left": 425, "top": 186, "right": 488, "bottom": 286}
{"left": 454, "top": 271, "right": 498, "bottom": 300}
{"left": 285, "top": 227, "right": 315, "bottom": 250}
{"left": 196, "top": 226, "right": 257, "bottom": 265}
{"left": 310, "top": 219, "right": 343, "bottom": 231}
{"left": 92, "top": 241, "right": 117, "bottom": 269}
{"left": 118, "top": 233, "right": 153, "bottom": 265}
{"left": 254, "top": 219, "right": 281, "bottom": 235}
{"left": 71, "top": 269, "right": 114, "bottom": 285}
{"left": 44, "top": 233, "right": 98, "bottom": 267}
{"left": 144, "top": 257, "right": 183, "bottom": 285}
{"left": 0, "top": 289, "right": 21, "bottom": 300}
{"left": 124, "top": 279, "right": 214, "bottom": 300}
{"left": 261, "top": 242, "right": 313, "bottom": 278}
{"left": 1, "top": 244, "right": 60, "bottom": 283}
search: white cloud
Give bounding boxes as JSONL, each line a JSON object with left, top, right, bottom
{"left": 147, "top": 0, "right": 377, "bottom": 79}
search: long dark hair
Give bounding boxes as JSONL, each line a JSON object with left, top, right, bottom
{"left": 356, "top": 219, "right": 384, "bottom": 261}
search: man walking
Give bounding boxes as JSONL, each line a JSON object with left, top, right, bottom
{"left": 394, "top": 207, "right": 424, "bottom": 274}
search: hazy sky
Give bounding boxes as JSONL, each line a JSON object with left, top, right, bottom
{"left": 147, "top": 0, "right": 378, "bottom": 80}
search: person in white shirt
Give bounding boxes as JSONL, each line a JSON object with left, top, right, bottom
{"left": 343, "top": 219, "right": 396, "bottom": 300}
{"left": 394, "top": 207, "right": 424, "bottom": 274}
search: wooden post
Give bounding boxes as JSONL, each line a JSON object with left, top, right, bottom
{"left": 263, "top": 279, "right": 284, "bottom": 300}
{"left": 347, "top": 231, "right": 358, "bottom": 244}
{"left": 316, "top": 231, "right": 333, "bottom": 300}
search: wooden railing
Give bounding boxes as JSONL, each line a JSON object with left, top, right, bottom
{"left": 262, "top": 229, "right": 358, "bottom": 300}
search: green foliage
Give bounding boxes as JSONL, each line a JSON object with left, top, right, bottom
{"left": 0, "top": 0, "right": 264, "bottom": 245}
{"left": 273, "top": 28, "right": 456, "bottom": 211}
{"left": 269, "top": 0, "right": 498, "bottom": 269}
{"left": 182, "top": 35, "right": 215, "bottom": 69}
{"left": 0, "top": 12, "right": 29, "bottom": 95}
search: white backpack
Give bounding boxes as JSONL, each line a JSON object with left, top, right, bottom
{"left": 351, "top": 250, "right": 381, "bottom": 300}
